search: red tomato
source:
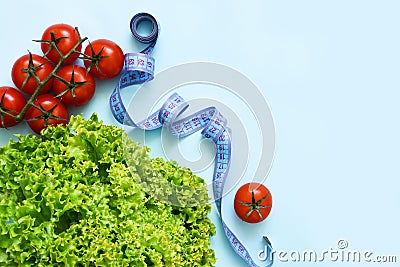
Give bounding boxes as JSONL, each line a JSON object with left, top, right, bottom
{"left": 11, "top": 53, "right": 54, "bottom": 95}
{"left": 0, "top": 86, "right": 27, "bottom": 128}
{"left": 234, "top": 182, "right": 272, "bottom": 223}
{"left": 41, "top": 24, "right": 81, "bottom": 65}
{"left": 83, "top": 39, "right": 124, "bottom": 80}
{"left": 25, "top": 94, "right": 69, "bottom": 134}
{"left": 53, "top": 65, "right": 96, "bottom": 107}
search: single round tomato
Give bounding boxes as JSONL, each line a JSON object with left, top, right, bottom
{"left": 234, "top": 182, "right": 272, "bottom": 223}
{"left": 25, "top": 94, "right": 69, "bottom": 134}
{"left": 83, "top": 39, "right": 124, "bottom": 80}
{"left": 53, "top": 65, "right": 96, "bottom": 107}
{"left": 0, "top": 86, "right": 27, "bottom": 128}
{"left": 41, "top": 24, "right": 81, "bottom": 65}
{"left": 11, "top": 53, "right": 54, "bottom": 95}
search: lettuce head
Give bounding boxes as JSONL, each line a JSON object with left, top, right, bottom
{"left": 0, "top": 114, "right": 216, "bottom": 266}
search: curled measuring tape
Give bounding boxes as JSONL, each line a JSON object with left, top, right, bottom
{"left": 110, "top": 12, "right": 158, "bottom": 125}
{"left": 110, "top": 12, "right": 273, "bottom": 267}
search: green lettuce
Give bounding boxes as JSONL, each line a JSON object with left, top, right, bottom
{"left": 0, "top": 114, "right": 216, "bottom": 266}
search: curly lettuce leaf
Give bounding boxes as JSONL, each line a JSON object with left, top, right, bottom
{"left": 0, "top": 114, "right": 216, "bottom": 266}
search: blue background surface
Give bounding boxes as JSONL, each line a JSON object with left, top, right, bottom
{"left": 1, "top": 1, "right": 399, "bottom": 266}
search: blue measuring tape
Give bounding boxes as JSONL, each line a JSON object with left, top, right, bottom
{"left": 110, "top": 13, "right": 157, "bottom": 126}
{"left": 110, "top": 12, "right": 273, "bottom": 267}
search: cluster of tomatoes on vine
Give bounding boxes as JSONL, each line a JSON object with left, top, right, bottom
{"left": 0, "top": 23, "right": 125, "bottom": 134}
